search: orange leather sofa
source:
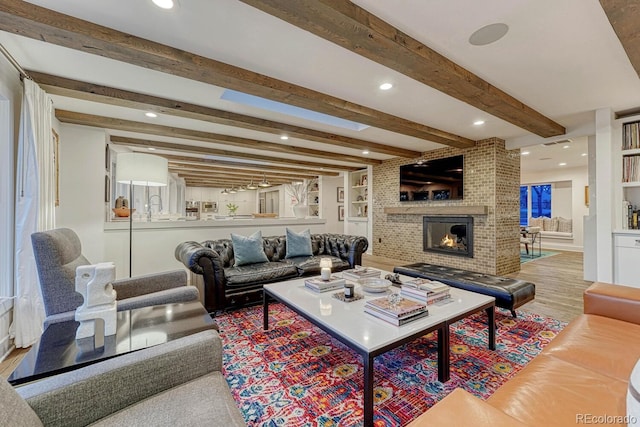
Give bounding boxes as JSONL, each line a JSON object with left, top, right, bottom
{"left": 409, "top": 282, "right": 640, "bottom": 426}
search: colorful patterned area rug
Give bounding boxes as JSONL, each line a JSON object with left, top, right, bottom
{"left": 216, "top": 304, "right": 566, "bottom": 427}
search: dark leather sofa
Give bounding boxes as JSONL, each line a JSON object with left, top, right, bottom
{"left": 176, "top": 233, "right": 368, "bottom": 313}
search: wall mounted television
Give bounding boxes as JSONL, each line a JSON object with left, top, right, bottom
{"left": 399, "top": 155, "right": 464, "bottom": 201}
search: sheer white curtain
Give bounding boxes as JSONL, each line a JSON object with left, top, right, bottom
{"left": 10, "top": 79, "right": 54, "bottom": 347}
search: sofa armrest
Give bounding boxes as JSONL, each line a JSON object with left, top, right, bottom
{"left": 175, "top": 241, "right": 226, "bottom": 312}
{"left": 407, "top": 389, "right": 527, "bottom": 427}
{"left": 112, "top": 270, "right": 187, "bottom": 299}
{"left": 17, "top": 330, "right": 223, "bottom": 427}
{"left": 584, "top": 282, "right": 640, "bottom": 325}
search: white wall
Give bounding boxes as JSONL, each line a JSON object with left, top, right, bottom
{"left": 321, "top": 175, "right": 344, "bottom": 234}
{"left": 0, "top": 57, "right": 23, "bottom": 361}
{"left": 521, "top": 165, "right": 589, "bottom": 251}
{"left": 56, "top": 124, "right": 108, "bottom": 264}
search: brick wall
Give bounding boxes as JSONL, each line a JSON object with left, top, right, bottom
{"left": 372, "top": 138, "right": 520, "bottom": 275}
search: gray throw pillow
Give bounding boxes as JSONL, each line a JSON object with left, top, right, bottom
{"left": 231, "top": 231, "right": 269, "bottom": 266}
{"left": 285, "top": 228, "right": 313, "bottom": 258}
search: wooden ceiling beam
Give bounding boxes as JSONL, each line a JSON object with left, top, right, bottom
{"left": 178, "top": 173, "right": 292, "bottom": 184}
{"left": 169, "top": 164, "right": 317, "bottom": 180}
{"left": 239, "top": 0, "right": 566, "bottom": 138}
{"left": 108, "top": 135, "right": 360, "bottom": 171}
{"left": 157, "top": 154, "right": 343, "bottom": 175}
{"left": 183, "top": 179, "right": 283, "bottom": 188}
{"left": 600, "top": 0, "right": 640, "bottom": 79}
{"left": 57, "top": 110, "right": 379, "bottom": 165}
{"left": 29, "top": 71, "right": 420, "bottom": 158}
{"left": 170, "top": 169, "right": 306, "bottom": 182}
{"left": 0, "top": 0, "right": 473, "bottom": 148}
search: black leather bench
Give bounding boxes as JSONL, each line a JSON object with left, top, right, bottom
{"left": 393, "top": 263, "right": 535, "bottom": 317}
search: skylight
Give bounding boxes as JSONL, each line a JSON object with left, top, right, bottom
{"left": 220, "top": 90, "right": 370, "bottom": 132}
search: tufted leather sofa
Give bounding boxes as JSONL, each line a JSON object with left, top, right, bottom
{"left": 407, "top": 282, "right": 640, "bottom": 426}
{"left": 176, "top": 234, "right": 368, "bottom": 313}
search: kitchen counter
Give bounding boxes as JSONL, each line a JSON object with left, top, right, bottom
{"left": 104, "top": 216, "right": 325, "bottom": 231}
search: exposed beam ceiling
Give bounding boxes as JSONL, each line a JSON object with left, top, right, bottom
{"left": 239, "top": 0, "right": 566, "bottom": 138}
{"left": 600, "top": 0, "right": 640, "bottom": 79}
{"left": 108, "top": 135, "right": 361, "bottom": 171}
{"left": 29, "top": 71, "right": 420, "bottom": 158}
{"left": 155, "top": 154, "right": 343, "bottom": 175}
{"left": 55, "top": 110, "right": 380, "bottom": 166}
{"left": 0, "top": 0, "right": 475, "bottom": 148}
{"left": 176, "top": 172, "right": 292, "bottom": 184}
{"left": 168, "top": 166, "right": 315, "bottom": 181}
{"left": 169, "top": 164, "right": 319, "bottom": 179}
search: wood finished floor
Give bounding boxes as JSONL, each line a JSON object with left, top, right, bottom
{"left": 1, "top": 250, "right": 590, "bottom": 378}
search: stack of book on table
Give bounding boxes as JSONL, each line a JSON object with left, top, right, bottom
{"left": 342, "top": 268, "right": 381, "bottom": 281}
{"left": 304, "top": 276, "right": 346, "bottom": 293}
{"left": 400, "top": 278, "right": 452, "bottom": 305}
{"left": 364, "top": 296, "right": 428, "bottom": 326}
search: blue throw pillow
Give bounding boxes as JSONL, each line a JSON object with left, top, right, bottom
{"left": 231, "top": 231, "right": 269, "bottom": 267}
{"left": 285, "top": 228, "right": 313, "bottom": 258}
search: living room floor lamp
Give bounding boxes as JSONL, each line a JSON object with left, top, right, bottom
{"left": 116, "top": 152, "right": 168, "bottom": 277}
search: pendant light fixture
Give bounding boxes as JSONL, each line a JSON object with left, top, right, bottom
{"left": 221, "top": 189, "right": 229, "bottom": 195}
{"left": 246, "top": 178, "right": 258, "bottom": 190}
{"left": 229, "top": 187, "right": 238, "bottom": 194}
{"left": 258, "top": 173, "right": 271, "bottom": 187}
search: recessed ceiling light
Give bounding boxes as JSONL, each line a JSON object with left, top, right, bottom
{"left": 362, "top": 150, "right": 370, "bottom": 155}
{"left": 563, "top": 145, "right": 570, "bottom": 149}
{"left": 280, "top": 135, "right": 289, "bottom": 140}
{"left": 379, "top": 83, "right": 393, "bottom": 90}
{"left": 521, "top": 151, "right": 530, "bottom": 156}
{"left": 152, "top": 0, "right": 174, "bottom": 9}
{"left": 559, "top": 162, "right": 567, "bottom": 166}
{"left": 581, "top": 153, "right": 587, "bottom": 156}
{"left": 469, "top": 23, "right": 509, "bottom": 46}
{"left": 148, "top": 147, "right": 156, "bottom": 151}
{"left": 473, "top": 120, "right": 485, "bottom": 126}
{"left": 145, "top": 112, "right": 158, "bottom": 118}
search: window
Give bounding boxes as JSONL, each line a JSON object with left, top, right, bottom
{"left": 520, "top": 184, "right": 552, "bottom": 225}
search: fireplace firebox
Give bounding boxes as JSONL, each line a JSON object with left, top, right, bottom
{"left": 423, "top": 216, "right": 473, "bottom": 258}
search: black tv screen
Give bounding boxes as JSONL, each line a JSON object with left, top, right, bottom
{"left": 400, "top": 155, "right": 464, "bottom": 201}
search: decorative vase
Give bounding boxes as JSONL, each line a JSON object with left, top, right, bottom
{"left": 293, "top": 204, "right": 308, "bottom": 218}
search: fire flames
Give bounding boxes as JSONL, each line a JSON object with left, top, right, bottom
{"left": 440, "top": 234, "right": 455, "bottom": 248}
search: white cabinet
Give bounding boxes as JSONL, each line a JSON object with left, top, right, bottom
{"left": 614, "top": 233, "right": 640, "bottom": 287}
{"left": 346, "top": 218, "right": 368, "bottom": 237}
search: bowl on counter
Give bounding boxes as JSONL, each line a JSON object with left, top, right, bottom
{"left": 359, "top": 278, "right": 392, "bottom": 293}
{"left": 112, "top": 208, "right": 136, "bottom": 218}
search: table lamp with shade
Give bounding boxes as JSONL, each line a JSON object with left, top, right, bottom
{"left": 115, "top": 152, "right": 168, "bottom": 277}
{"left": 319, "top": 258, "right": 332, "bottom": 281}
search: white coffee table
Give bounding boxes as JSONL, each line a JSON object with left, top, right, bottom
{"left": 263, "top": 273, "right": 495, "bottom": 426}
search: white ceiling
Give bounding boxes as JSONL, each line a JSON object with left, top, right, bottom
{"left": 1, "top": 0, "right": 637, "bottom": 171}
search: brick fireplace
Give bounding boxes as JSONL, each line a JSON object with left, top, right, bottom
{"left": 372, "top": 138, "right": 521, "bottom": 276}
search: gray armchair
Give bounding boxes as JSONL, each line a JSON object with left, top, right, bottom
{"left": 1, "top": 330, "right": 246, "bottom": 426}
{"left": 31, "top": 228, "right": 199, "bottom": 326}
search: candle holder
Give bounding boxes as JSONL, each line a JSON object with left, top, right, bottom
{"left": 319, "top": 258, "right": 332, "bottom": 281}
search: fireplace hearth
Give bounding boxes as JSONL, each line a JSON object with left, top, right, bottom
{"left": 423, "top": 216, "right": 474, "bottom": 257}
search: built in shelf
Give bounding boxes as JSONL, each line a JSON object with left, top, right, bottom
{"left": 383, "top": 205, "right": 489, "bottom": 215}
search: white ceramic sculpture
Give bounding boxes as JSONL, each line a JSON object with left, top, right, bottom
{"left": 74, "top": 262, "right": 117, "bottom": 340}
